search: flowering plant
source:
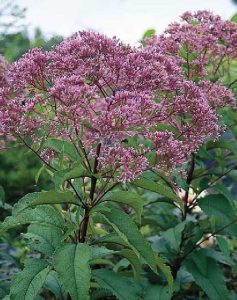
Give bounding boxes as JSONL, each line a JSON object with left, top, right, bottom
{"left": 1, "top": 11, "right": 237, "bottom": 300}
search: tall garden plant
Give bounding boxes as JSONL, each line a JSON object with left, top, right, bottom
{"left": 0, "top": 10, "right": 237, "bottom": 299}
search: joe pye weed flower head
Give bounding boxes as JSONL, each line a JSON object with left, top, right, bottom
{"left": 0, "top": 11, "right": 236, "bottom": 184}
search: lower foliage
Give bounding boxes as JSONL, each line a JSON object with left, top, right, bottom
{"left": 1, "top": 139, "right": 237, "bottom": 299}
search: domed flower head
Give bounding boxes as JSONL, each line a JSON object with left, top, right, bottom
{"left": 0, "top": 26, "right": 235, "bottom": 183}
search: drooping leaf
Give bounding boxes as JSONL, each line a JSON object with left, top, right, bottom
{"left": 13, "top": 191, "right": 79, "bottom": 214}
{"left": 155, "top": 254, "right": 173, "bottom": 294}
{"left": 53, "top": 243, "right": 92, "bottom": 300}
{"left": 0, "top": 205, "right": 65, "bottom": 235}
{"left": 23, "top": 223, "right": 63, "bottom": 255}
{"left": 101, "top": 207, "right": 157, "bottom": 273}
{"left": 132, "top": 177, "right": 183, "bottom": 206}
{"left": 44, "top": 271, "right": 66, "bottom": 300}
{"left": 184, "top": 250, "right": 231, "bottom": 300}
{"left": 113, "top": 258, "right": 130, "bottom": 272}
{"left": 91, "top": 246, "right": 115, "bottom": 260}
{"left": 162, "top": 222, "right": 186, "bottom": 252}
{"left": 9, "top": 259, "right": 50, "bottom": 300}
{"left": 92, "top": 269, "right": 141, "bottom": 300}
{"left": 104, "top": 191, "right": 144, "bottom": 223}
{"left": 198, "top": 194, "right": 237, "bottom": 236}
{"left": 35, "top": 165, "right": 46, "bottom": 184}
{"left": 118, "top": 249, "right": 142, "bottom": 280}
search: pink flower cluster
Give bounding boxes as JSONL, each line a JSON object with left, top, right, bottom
{"left": 0, "top": 11, "right": 236, "bottom": 182}
{"left": 147, "top": 10, "right": 237, "bottom": 80}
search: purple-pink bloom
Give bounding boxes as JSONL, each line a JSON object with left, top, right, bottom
{"left": 0, "top": 17, "right": 235, "bottom": 182}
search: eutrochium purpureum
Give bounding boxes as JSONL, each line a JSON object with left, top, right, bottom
{"left": 0, "top": 10, "right": 236, "bottom": 240}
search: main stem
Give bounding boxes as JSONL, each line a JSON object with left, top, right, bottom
{"left": 79, "top": 206, "right": 89, "bottom": 243}
{"left": 171, "top": 153, "right": 196, "bottom": 278}
{"left": 182, "top": 153, "right": 195, "bottom": 220}
{"left": 78, "top": 143, "right": 101, "bottom": 243}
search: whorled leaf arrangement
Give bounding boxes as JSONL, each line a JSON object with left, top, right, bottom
{"left": 0, "top": 10, "right": 237, "bottom": 300}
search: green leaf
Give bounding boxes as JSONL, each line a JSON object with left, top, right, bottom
{"left": 206, "top": 139, "right": 237, "bottom": 153}
{"left": 95, "top": 233, "right": 129, "bottom": 247}
{"left": 90, "top": 258, "right": 114, "bottom": 267}
{"left": 104, "top": 191, "right": 144, "bottom": 223}
{"left": 89, "top": 205, "right": 111, "bottom": 217}
{"left": 216, "top": 236, "right": 231, "bottom": 259}
{"left": 91, "top": 246, "right": 115, "bottom": 260}
{"left": 53, "top": 243, "right": 92, "bottom": 300}
{"left": 92, "top": 269, "right": 141, "bottom": 300}
{"left": 13, "top": 191, "right": 79, "bottom": 214}
{"left": 198, "top": 194, "right": 237, "bottom": 236}
{"left": 119, "top": 249, "right": 142, "bottom": 280}
{"left": 23, "top": 223, "right": 63, "bottom": 255}
{"left": 179, "top": 45, "right": 197, "bottom": 61}
{"left": 90, "top": 289, "right": 113, "bottom": 300}
{"left": 213, "top": 183, "right": 233, "bottom": 202}
{"left": 132, "top": 177, "right": 183, "bottom": 206}
{"left": 231, "top": 13, "right": 237, "bottom": 23}
{"left": 144, "top": 285, "right": 170, "bottom": 300}
{"left": 155, "top": 123, "right": 179, "bottom": 134}
{"left": 35, "top": 296, "right": 44, "bottom": 300}
{"left": 9, "top": 259, "right": 50, "bottom": 300}
{"left": 43, "top": 138, "right": 79, "bottom": 161}
{"left": 162, "top": 222, "right": 186, "bottom": 252}
{"left": 54, "top": 164, "right": 91, "bottom": 188}
{"left": 101, "top": 207, "right": 157, "bottom": 272}
{"left": 155, "top": 255, "right": 173, "bottom": 294}
{"left": 0, "top": 282, "right": 9, "bottom": 299}
{"left": 201, "top": 248, "right": 233, "bottom": 266}
{"left": 44, "top": 271, "right": 66, "bottom": 300}
{"left": 0, "top": 205, "right": 65, "bottom": 235}
{"left": 142, "top": 29, "right": 156, "bottom": 40}
{"left": 113, "top": 258, "right": 130, "bottom": 272}
{"left": 184, "top": 250, "right": 231, "bottom": 300}
{"left": 35, "top": 165, "right": 45, "bottom": 184}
